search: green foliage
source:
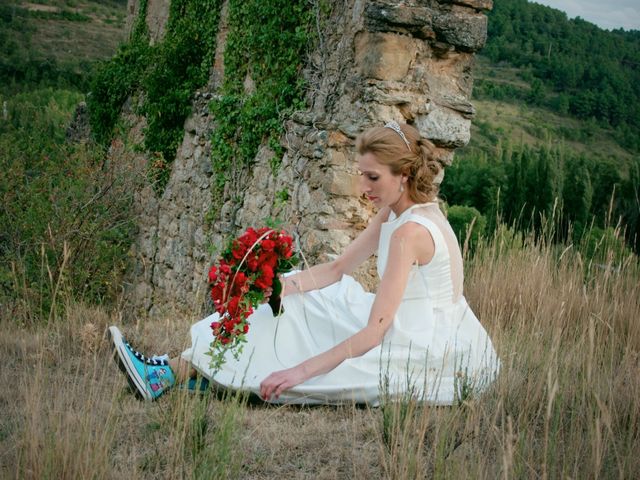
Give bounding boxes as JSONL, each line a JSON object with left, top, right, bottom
{"left": 446, "top": 205, "right": 487, "bottom": 250}
{"left": 86, "top": 0, "right": 150, "bottom": 145}
{"left": 87, "top": 39, "right": 150, "bottom": 145}
{"left": 581, "top": 226, "right": 633, "bottom": 266}
{"left": 86, "top": 0, "right": 311, "bottom": 197}
{"left": 26, "top": 9, "right": 91, "bottom": 22}
{"left": 141, "top": 0, "right": 222, "bottom": 191}
{"left": 441, "top": 142, "right": 640, "bottom": 253}
{"left": 87, "top": 0, "right": 223, "bottom": 192}
{"left": 209, "top": 0, "right": 312, "bottom": 200}
{"left": 0, "top": 2, "right": 127, "bottom": 95}
{"left": 562, "top": 155, "right": 593, "bottom": 233}
{"left": 0, "top": 88, "right": 135, "bottom": 320}
{"left": 482, "top": 0, "right": 640, "bottom": 151}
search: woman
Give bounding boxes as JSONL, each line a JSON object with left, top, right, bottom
{"left": 109, "top": 121, "right": 499, "bottom": 404}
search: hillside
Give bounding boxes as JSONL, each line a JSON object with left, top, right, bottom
{"left": 0, "top": 0, "right": 127, "bottom": 92}
{"left": 443, "top": 0, "right": 640, "bottom": 253}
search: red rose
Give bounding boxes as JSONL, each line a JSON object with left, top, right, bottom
{"left": 208, "top": 265, "right": 218, "bottom": 283}
{"left": 231, "top": 240, "right": 247, "bottom": 261}
{"left": 247, "top": 254, "right": 259, "bottom": 272}
{"left": 223, "top": 318, "right": 235, "bottom": 332}
{"left": 261, "top": 239, "right": 276, "bottom": 251}
{"left": 227, "top": 296, "right": 240, "bottom": 317}
{"left": 240, "top": 228, "right": 259, "bottom": 249}
{"left": 243, "top": 324, "right": 249, "bottom": 334}
{"left": 231, "top": 272, "right": 249, "bottom": 296}
{"left": 220, "top": 261, "right": 231, "bottom": 275}
{"left": 255, "top": 264, "right": 274, "bottom": 290}
{"left": 258, "top": 251, "right": 277, "bottom": 269}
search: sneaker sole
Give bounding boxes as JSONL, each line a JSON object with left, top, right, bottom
{"left": 108, "top": 326, "right": 153, "bottom": 401}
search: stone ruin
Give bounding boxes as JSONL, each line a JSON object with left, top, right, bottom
{"left": 112, "top": 0, "right": 492, "bottom": 316}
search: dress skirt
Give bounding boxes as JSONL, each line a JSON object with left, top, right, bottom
{"left": 182, "top": 274, "right": 499, "bottom": 406}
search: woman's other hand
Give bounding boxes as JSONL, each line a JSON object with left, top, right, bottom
{"left": 259, "top": 365, "right": 307, "bottom": 401}
{"left": 261, "top": 286, "right": 273, "bottom": 303}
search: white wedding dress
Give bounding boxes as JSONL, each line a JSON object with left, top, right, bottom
{"left": 182, "top": 203, "right": 499, "bottom": 405}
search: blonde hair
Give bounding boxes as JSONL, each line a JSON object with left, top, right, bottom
{"left": 356, "top": 123, "right": 441, "bottom": 203}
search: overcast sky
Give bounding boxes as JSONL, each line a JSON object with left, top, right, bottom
{"left": 532, "top": 0, "right": 640, "bottom": 31}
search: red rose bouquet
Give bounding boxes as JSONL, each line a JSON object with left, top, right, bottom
{"left": 207, "top": 227, "right": 297, "bottom": 371}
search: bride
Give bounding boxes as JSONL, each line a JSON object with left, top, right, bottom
{"left": 109, "top": 121, "right": 499, "bottom": 404}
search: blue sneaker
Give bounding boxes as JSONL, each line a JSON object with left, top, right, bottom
{"left": 183, "top": 376, "right": 211, "bottom": 393}
{"left": 108, "top": 326, "right": 175, "bottom": 400}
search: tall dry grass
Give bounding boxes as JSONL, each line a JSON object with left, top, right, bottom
{"left": 1, "top": 227, "right": 638, "bottom": 478}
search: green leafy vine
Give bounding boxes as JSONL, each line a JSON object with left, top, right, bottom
{"left": 87, "top": 0, "right": 150, "bottom": 146}
{"left": 88, "top": 0, "right": 223, "bottom": 192}
{"left": 209, "top": 0, "right": 312, "bottom": 208}
{"left": 142, "top": 0, "right": 222, "bottom": 190}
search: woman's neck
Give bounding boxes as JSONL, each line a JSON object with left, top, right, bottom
{"left": 389, "top": 196, "right": 415, "bottom": 217}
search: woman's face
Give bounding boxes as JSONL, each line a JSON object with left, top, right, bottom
{"left": 357, "top": 152, "right": 404, "bottom": 208}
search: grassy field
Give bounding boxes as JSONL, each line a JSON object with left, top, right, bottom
{"left": 5, "top": 1, "right": 126, "bottom": 55}
{"left": 1, "top": 228, "right": 638, "bottom": 479}
{"left": 468, "top": 56, "right": 636, "bottom": 162}
{"left": 0, "top": 0, "right": 126, "bottom": 88}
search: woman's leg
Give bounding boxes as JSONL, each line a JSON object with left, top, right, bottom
{"left": 169, "top": 356, "right": 197, "bottom": 383}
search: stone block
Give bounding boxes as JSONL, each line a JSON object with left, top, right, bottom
{"left": 296, "top": 183, "right": 311, "bottom": 208}
{"left": 323, "top": 170, "right": 360, "bottom": 196}
{"left": 327, "top": 130, "right": 352, "bottom": 147}
{"left": 328, "top": 150, "right": 350, "bottom": 168}
{"left": 440, "top": 0, "right": 493, "bottom": 11}
{"left": 365, "top": 2, "right": 435, "bottom": 39}
{"left": 415, "top": 106, "right": 471, "bottom": 148}
{"left": 439, "top": 93, "right": 476, "bottom": 118}
{"left": 355, "top": 32, "right": 416, "bottom": 81}
{"left": 432, "top": 10, "right": 488, "bottom": 52}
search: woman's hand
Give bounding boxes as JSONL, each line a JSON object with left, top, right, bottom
{"left": 261, "top": 286, "right": 273, "bottom": 303}
{"left": 259, "top": 365, "right": 307, "bottom": 401}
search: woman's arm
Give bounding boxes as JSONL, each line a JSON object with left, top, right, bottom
{"left": 260, "top": 222, "right": 435, "bottom": 401}
{"left": 281, "top": 207, "right": 390, "bottom": 297}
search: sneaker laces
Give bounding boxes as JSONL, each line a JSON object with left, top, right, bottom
{"left": 125, "top": 342, "right": 170, "bottom": 366}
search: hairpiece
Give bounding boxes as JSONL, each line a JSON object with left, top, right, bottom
{"left": 384, "top": 120, "right": 411, "bottom": 151}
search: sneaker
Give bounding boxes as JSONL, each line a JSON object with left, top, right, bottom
{"left": 182, "top": 376, "right": 211, "bottom": 394}
{"left": 108, "top": 326, "right": 175, "bottom": 400}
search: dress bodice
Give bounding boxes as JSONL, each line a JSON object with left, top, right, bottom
{"left": 377, "top": 203, "right": 459, "bottom": 307}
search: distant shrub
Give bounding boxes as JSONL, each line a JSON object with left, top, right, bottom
{"left": 581, "top": 226, "right": 634, "bottom": 266}
{"left": 1, "top": 88, "right": 136, "bottom": 320}
{"left": 493, "top": 223, "right": 524, "bottom": 253}
{"left": 446, "top": 205, "right": 487, "bottom": 251}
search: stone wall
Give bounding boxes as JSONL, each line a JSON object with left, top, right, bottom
{"left": 118, "top": 0, "right": 492, "bottom": 316}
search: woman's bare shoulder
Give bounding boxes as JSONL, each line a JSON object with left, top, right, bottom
{"left": 390, "top": 221, "right": 435, "bottom": 264}
{"left": 391, "top": 221, "right": 432, "bottom": 241}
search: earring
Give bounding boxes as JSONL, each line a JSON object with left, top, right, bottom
{"left": 399, "top": 183, "right": 404, "bottom": 193}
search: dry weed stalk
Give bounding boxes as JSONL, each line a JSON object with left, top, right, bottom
{"left": 0, "top": 227, "right": 638, "bottom": 478}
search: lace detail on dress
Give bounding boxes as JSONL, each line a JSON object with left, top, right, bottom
{"left": 411, "top": 203, "right": 464, "bottom": 302}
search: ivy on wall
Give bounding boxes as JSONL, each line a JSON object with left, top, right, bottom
{"left": 142, "top": 0, "right": 222, "bottom": 189}
{"left": 88, "top": 0, "right": 312, "bottom": 197}
{"left": 87, "top": 0, "right": 222, "bottom": 192}
{"left": 87, "top": 0, "right": 150, "bottom": 146}
{"left": 209, "top": 0, "right": 312, "bottom": 197}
